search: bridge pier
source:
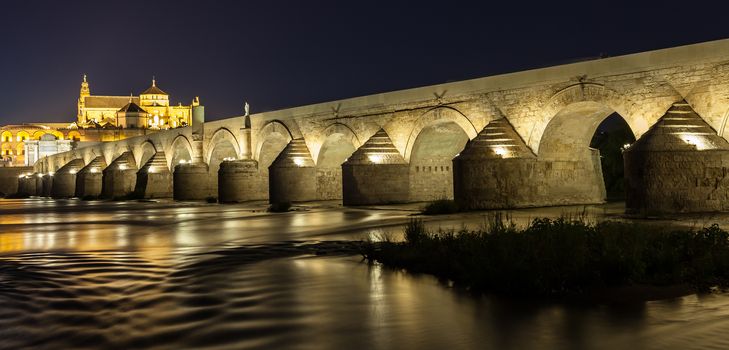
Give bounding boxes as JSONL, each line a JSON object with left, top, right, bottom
{"left": 102, "top": 152, "right": 137, "bottom": 199}
{"left": 75, "top": 156, "right": 107, "bottom": 199}
{"left": 454, "top": 118, "right": 605, "bottom": 209}
{"left": 173, "top": 163, "right": 210, "bottom": 200}
{"left": 218, "top": 159, "right": 265, "bottom": 203}
{"left": 135, "top": 152, "right": 172, "bottom": 199}
{"left": 51, "top": 158, "right": 84, "bottom": 198}
{"left": 625, "top": 101, "right": 729, "bottom": 214}
{"left": 342, "top": 129, "right": 409, "bottom": 205}
{"left": 17, "top": 174, "right": 34, "bottom": 196}
{"left": 40, "top": 173, "right": 53, "bottom": 197}
{"left": 269, "top": 138, "right": 316, "bottom": 203}
{"left": 454, "top": 119, "right": 538, "bottom": 209}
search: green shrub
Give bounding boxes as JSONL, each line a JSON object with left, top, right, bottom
{"left": 422, "top": 199, "right": 459, "bottom": 215}
{"left": 363, "top": 217, "right": 729, "bottom": 296}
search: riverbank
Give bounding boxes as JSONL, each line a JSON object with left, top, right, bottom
{"left": 362, "top": 216, "right": 729, "bottom": 301}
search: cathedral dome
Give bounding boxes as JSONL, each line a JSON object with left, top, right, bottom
{"left": 141, "top": 78, "right": 168, "bottom": 96}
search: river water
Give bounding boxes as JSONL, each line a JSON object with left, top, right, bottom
{"left": 1, "top": 199, "right": 729, "bottom": 349}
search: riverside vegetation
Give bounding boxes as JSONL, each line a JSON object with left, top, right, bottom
{"left": 362, "top": 215, "right": 729, "bottom": 297}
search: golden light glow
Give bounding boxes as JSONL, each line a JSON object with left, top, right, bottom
{"left": 681, "top": 134, "right": 713, "bottom": 150}
{"left": 90, "top": 168, "right": 99, "bottom": 173}
{"left": 493, "top": 146, "right": 509, "bottom": 158}
{"left": 68, "top": 169, "right": 77, "bottom": 175}
{"left": 293, "top": 157, "right": 305, "bottom": 167}
{"left": 367, "top": 154, "right": 384, "bottom": 164}
{"left": 118, "top": 164, "right": 128, "bottom": 170}
{"left": 223, "top": 157, "right": 236, "bottom": 162}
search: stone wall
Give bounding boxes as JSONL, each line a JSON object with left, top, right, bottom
{"left": 454, "top": 154, "right": 605, "bottom": 209}
{"left": 342, "top": 164, "right": 409, "bottom": 205}
{"left": 316, "top": 168, "right": 342, "bottom": 200}
{"left": 625, "top": 151, "right": 729, "bottom": 214}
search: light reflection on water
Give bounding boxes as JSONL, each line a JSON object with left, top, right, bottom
{"left": 2, "top": 199, "right": 729, "bottom": 349}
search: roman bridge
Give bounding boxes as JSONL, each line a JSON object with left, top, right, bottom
{"left": 19, "top": 39, "right": 729, "bottom": 214}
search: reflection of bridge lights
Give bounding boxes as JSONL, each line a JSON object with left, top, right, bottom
{"left": 367, "top": 154, "right": 384, "bottom": 164}
{"left": 37, "top": 174, "right": 43, "bottom": 178}
{"left": 68, "top": 169, "right": 77, "bottom": 175}
{"left": 681, "top": 134, "right": 712, "bottom": 150}
{"left": 293, "top": 157, "right": 305, "bottom": 167}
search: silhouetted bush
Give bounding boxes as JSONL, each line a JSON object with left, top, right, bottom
{"left": 363, "top": 217, "right": 729, "bottom": 296}
{"left": 268, "top": 202, "right": 292, "bottom": 212}
{"left": 422, "top": 199, "right": 460, "bottom": 215}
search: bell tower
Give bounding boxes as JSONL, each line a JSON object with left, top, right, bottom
{"left": 78, "top": 74, "right": 91, "bottom": 123}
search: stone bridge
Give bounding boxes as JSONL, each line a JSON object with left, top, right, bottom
{"left": 20, "top": 39, "right": 729, "bottom": 214}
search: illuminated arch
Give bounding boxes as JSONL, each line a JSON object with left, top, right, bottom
{"left": 1, "top": 131, "right": 13, "bottom": 142}
{"left": 169, "top": 135, "right": 194, "bottom": 168}
{"left": 403, "top": 106, "right": 479, "bottom": 162}
{"left": 531, "top": 83, "right": 641, "bottom": 153}
{"left": 316, "top": 122, "right": 361, "bottom": 167}
{"left": 253, "top": 120, "right": 294, "bottom": 163}
{"left": 134, "top": 140, "right": 157, "bottom": 168}
{"left": 1, "top": 143, "right": 11, "bottom": 157}
{"left": 49, "top": 130, "right": 64, "bottom": 140}
{"left": 67, "top": 131, "right": 81, "bottom": 141}
{"left": 16, "top": 131, "right": 30, "bottom": 142}
{"left": 205, "top": 128, "right": 240, "bottom": 165}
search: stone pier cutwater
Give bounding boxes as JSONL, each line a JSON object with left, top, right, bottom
{"left": 51, "top": 158, "right": 85, "bottom": 198}
{"left": 135, "top": 151, "right": 172, "bottom": 199}
{"left": 75, "top": 156, "right": 107, "bottom": 198}
{"left": 102, "top": 152, "right": 137, "bottom": 199}
{"left": 20, "top": 39, "right": 729, "bottom": 214}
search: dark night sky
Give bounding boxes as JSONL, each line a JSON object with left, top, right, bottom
{"left": 1, "top": 1, "right": 729, "bottom": 124}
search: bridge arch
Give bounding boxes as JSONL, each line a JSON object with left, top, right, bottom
{"left": 315, "top": 122, "right": 362, "bottom": 200}
{"left": 405, "top": 106, "right": 477, "bottom": 201}
{"left": 169, "top": 135, "right": 194, "bottom": 169}
{"left": 537, "top": 97, "right": 638, "bottom": 202}
{"left": 81, "top": 147, "right": 101, "bottom": 165}
{"left": 105, "top": 144, "right": 131, "bottom": 167}
{"left": 530, "top": 83, "right": 641, "bottom": 153}
{"left": 254, "top": 120, "right": 295, "bottom": 163}
{"left": 206, "top": 128, "right": 240, "bottom": 165}
{"left": 133, "top": 140, "right": 157, "bottom": 169}
{"left": 403, "top": 106, "right": 479, "bottom": 161}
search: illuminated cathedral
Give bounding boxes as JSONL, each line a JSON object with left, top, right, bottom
{"left": 76, "top": 75, "right": 199, "bottom": 129}
{"left": 1, "top": 76, "right": 202, "bottom": 166}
